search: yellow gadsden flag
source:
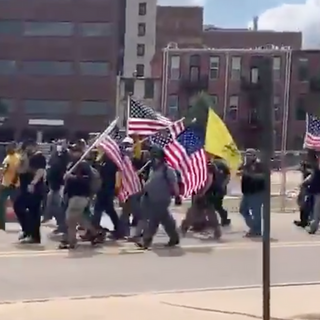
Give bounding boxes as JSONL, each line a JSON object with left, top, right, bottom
{"left": 205, "top": 109, "right": 241, "bottom": 171}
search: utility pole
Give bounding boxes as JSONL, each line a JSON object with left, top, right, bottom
{"left": 250, "top": 56, "right": 274, "bottom": 320}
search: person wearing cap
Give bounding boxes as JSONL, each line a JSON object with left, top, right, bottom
{"left": 135, "top": 145, "right": 180, "bottom": 249}
{"left": 14, "top": 140, "right": 46, "bottom": 243}
{"left": 0, "top": 142, "right": 20, "bottom": 230}
{"left": 238, "top": 148, "right": 265, "bottom": 237}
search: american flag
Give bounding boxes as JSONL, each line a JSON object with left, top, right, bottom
{"left": 304, "top": 113, "right": 320, "bottom": 149}
{"left": 128, "top": 97, "right": 172, "bottom": 136}
{"left": 98, "top": 126, "right": 141, "bottom": 202}
{"left": 150, "top": 121, "right": 208, "bottom": 197}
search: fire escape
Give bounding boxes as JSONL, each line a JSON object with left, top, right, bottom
{"left": 306, "top": 75, "right": 320, "bottom": 116}
{"left": 240, "top": 66, "right": 263, "bottom": 149}
{"left": 179, "top": 54, "right": 209, "bottom": 110}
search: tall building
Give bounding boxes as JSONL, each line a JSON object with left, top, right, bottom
{"left": 0, "top": 1, "right": 306, "bottom": 146}
{"left": 0, "top": 0, "right": 124, "bottom": 141}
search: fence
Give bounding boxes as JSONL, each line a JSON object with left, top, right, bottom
{"left": 226, "top": 150, "right": 303, "bottom": 213}
{"left": 0, "top": 143, "right": 303, "bottom": 213}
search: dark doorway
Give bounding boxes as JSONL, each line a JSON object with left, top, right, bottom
{"left": 0, "top": 128, "right": 14, "bottom": 142}
{"left": 20, "top": 128, "right": 37, "bottom": 142}
{"left": 42, "top": 128, "right": 68, "bottom": 142}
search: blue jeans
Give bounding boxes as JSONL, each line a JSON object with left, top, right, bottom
{"left": 240, "top": 192, "right": 263, "bottom": 233}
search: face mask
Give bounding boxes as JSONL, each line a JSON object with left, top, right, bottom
{"left": 56, "top": 145, "right": 62, "bottom": 152}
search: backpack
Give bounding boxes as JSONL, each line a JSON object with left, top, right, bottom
{"left": 162, "top": 165, "right": 183, "bottom": 196}
{"left": 90, "top": 166, "right": 102, "bottom": 194}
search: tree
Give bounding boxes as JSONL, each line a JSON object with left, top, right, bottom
{"left": 183, "top": 91, "right": 215, "bottom": 128}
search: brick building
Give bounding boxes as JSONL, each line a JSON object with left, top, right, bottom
{"left": 0, "top": 0, "right": 306, "bottom": 145}
{"left": 153, "top": 46, "right": 320, "bottom": 151}
{"left": 0, "top": 0, "right": 127, "bottom": 141}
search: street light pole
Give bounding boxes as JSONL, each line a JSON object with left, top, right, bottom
{"left": 251, "top": 56, "right": 274, "bottom": 320}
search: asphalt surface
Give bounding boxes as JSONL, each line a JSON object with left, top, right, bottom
{"left": 0, "top": 212, "right": 320, "bottom": 302}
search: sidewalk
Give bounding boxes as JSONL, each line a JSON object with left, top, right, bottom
{"left": 0, "top": 284, "right": 319, "bottom": 320}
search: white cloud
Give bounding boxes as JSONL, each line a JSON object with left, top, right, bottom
{"left": 255, "top": 0, "right": 320, "bottom": 48}
{"left": 158, "top": 0, "right": 205, "bottom": 5}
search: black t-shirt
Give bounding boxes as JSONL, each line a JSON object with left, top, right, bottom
{"left": 241, "top": 160, "right": 265, "bottom": 194}
{"left": 96, "top": 158, "right": 118, "bottom": 196}
{"left": 19, "top": 152, "right": 46, "bottom": 193}
{"left": 47, "top": 151, "right": 69, "bottom": 191}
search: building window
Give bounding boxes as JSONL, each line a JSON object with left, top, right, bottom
{"left": 79, "top": 101, "right": 108, "bottom": 115}
{"left": 293, "top": 136, "right": 304, "bottom": 150}
{"left": 0, "top": 21, "right": 22, "bottom": 35}
{"left": 79, "top": 22, "right": 112, "bottom": 36}
{"left": 210, "top": 95, "right": 218, "bottom": 107}
{"left": 168, "top": 95, "right": 178, "bottom": 119}
{"left": 22, "top": 61, "right": 73, "bottom": 75}
{"left": 273, "top": 57, "right": 281, "bottom": 80}
{"left": 250, "top": 67, "right": 259, "bottom": 83}
{"left": 190, "top": 66, "right": 199, "bottom": 80}
{"left": 138, "top": 23, "right": 146, "bottom": 36}
{"left": 230, "top": 57, "right": 241, "bottom": 80}
{"left": 295, "top": 95, "right": 306, "bottom": 120}
{"left": 0, "top": 60, "right": 17, "bottom": 75}
{"left": 169, "top": 55, "right": 180, "bottom": 80}
{"left": 144, "top": 79, "right": 154, "bottom": 99}
{"left": 137, "top": 44, "right": 145, "bottom": 57}
{"left": 124, "top": 79, "right": 134, "bottom": 95}
{"left": 298, "top": 58, "right": 308, "bottom": 81}
{"left": 248, "top": 108, "right": 258, "bottom": 124}
{"left": 0, "top": 99, "right": 14, "bottom": 114}
{"left": 273, "top": 95, "right": 281, "bottom": 121}
{"left": 24, "top": 22, "right": 74, "bottom": 36}
{"left": 23, "top": 100, "right": 70, "bottom": 114}
{"left": 209, "top": 56, "right": 219, "bottom": 80}
{"left": 139, "top": 2, "right": 147, "bottom": 15}
{"left": 79, "top": 62, "right": 109, "bottom": 76}
{"left": 136, "top": 64, "right": 144, "bottom": 77}
{"left": 228, "top": 95, "right": 238, "bottom": 120}
{"left": 189, "top": 54, "right": 200, "bottom": 67}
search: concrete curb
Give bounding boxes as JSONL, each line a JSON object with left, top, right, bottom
{"left": 1, "top": 281, "right": 320, "bottom": 306}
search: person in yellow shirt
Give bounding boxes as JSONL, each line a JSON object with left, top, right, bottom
{"left": 0, "top": 142, "right": 20, "bottom": 230}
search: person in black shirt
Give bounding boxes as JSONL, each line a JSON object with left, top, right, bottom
{"left": 59, "top": 160, "right": 100, "bottom": 249}
{"left": 301, "top": 156, "right": 320, "bottom": 234}
{"left": 92, "top": 152, "right": 122, "bottom": 238}
{"left": 239, "top": 149, "right": 265, "bottom": 237}
{"left": 42, "top": 143, "right": 69, "bottom": 226}
{"left": 211, "top": 157, "right": 231, "bottom": 226}
{"left": 294, "top": 159, "right": 314, "bottom": 228}
{"left": 14, "top": 140, "right": 46, "bottom": 243}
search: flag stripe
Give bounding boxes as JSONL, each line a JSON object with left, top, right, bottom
{"left": 304, "top": 114, "right": 320, "bottom": 149}
{"left": 128, "top": 97, "right": 172, "bottom": 136}
{"left": 98, "top": 131, "right": 141, "bottom": 202}
{"left": 150, "top": 120, "right": 207, "bottom": 197}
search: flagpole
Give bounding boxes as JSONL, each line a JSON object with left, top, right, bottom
{"left": 126, "top": 94, "right": 131, "bottom": 136}
{"left": 67, "top": 117, "right": 119, "bottom": 174}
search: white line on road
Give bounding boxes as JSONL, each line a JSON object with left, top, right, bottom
{"left": 0, "top": 240, "right": 320, "bottom": 258}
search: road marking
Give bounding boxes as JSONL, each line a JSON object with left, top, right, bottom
{"left": 0, "top": 240, "right": 319, "bottom": 258}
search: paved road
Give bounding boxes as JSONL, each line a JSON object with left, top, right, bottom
{"left": 0, "top": 213, "right": 320, "bottom": 302}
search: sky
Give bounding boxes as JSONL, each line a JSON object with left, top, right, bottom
{"left": 158, "top": 0, "right": 320, "bottom": 48}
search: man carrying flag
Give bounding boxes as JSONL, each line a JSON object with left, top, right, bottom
{"left": 150, "top": 121, "right": 221, "bottom": 238}
{"left": 98, "top": 126, "right": 142, "bottom": 238}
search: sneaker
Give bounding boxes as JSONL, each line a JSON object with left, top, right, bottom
{"left": 165, "top": 238, "right": 180, "bottom": 247}
{"left": 20, "top": 236, "right": 40, "bottom": 244}
{"left": 221, "top": 219, "right": 231, "bottom": 227}
{"left": 58, "top": 242, "right": 76, "bottom": 249}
